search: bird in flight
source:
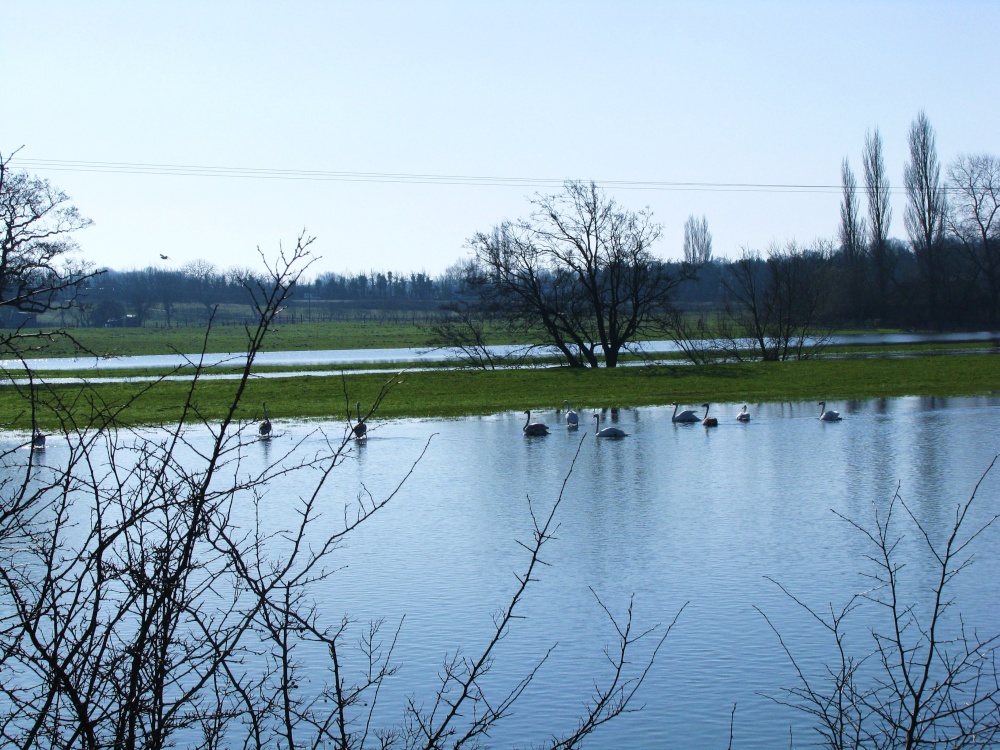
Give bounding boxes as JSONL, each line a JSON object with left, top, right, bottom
{"left": 159, "top": 254, "right": 170, "bottom": 260}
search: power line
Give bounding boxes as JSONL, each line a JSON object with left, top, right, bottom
{"left": 10, "top": 157, "right": 871, "bottom": 194}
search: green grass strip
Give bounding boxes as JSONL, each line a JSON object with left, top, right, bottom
{"left": 6, "top": 352, "right": 997, "bottom": 430}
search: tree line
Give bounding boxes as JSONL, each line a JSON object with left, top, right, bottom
{"left": 4, "top": 111, "right": 999, "bottom": 358}
{"left": 33, "top": 264, "right": 461, "bottom": 329}
{"left": 436, "top": 111, "right": 997, "bottom": 367}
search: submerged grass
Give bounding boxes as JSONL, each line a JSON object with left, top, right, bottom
{"left": 7, "top": 352, "right": 997, "bottom": 430}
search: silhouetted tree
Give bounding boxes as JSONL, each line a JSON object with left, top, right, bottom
{"left": 839, "top": 157, "right": 868, "bottom": 319}
{"left": 468, "top": 181, "right": 690, "bottom": 367}
{"left": 0, "top": 147, "right": 99, "bottom": 331}
{"left": 180, "top": 259, "right": 223, "bottom": 318}
{"left": 948, "top": 153, "right": 1000, "bottom": 325}
{"left": 718, "top": 243, "right": 832, "bottom": 361}
{"left": 904, "top": 111, "right": 948, "bottom": 321}
{"left": 683, "top": 214, "right": 713, "bottom": 264}
{"left": 864, "top": 129, "right": 894, "bottom": 320}
{"left": 762, "top": 456, "right": 1000, "bottom": 749}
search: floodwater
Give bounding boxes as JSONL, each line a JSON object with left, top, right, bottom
{"left": 5, "top": 331, "right": 999, "bottom": 373}
{"left": 5, "top": 396, "right": 1000, "bottom": 748}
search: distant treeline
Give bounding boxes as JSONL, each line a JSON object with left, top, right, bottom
{"left": 12, "top": 264, "right": 466, "bottom": 329}
{"left": 13, "top": 231, "right": 996, "bottom": 332}
{"left": 676, "top": 235, "right": 996, "bottom": 331}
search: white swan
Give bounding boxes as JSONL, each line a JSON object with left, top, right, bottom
{"left": 258, "top": 401, "right": 272, "bottom": 438}
{"left": 736, "top": 404, "right": 750, "bottom": 422}
{"left": 701, "top": 403, "right": 718, "bottom": 427}
{"left": 523, "top": 410, "right": 550, "bottom": 436}
{"left": 353, "top": 402, "right": 368, "bottom": 440}
{"left": 671, "top": 402, "right": 701, "bottom": 423}
{"left": 819, "top": 402, "right": 842, "bottom": 422}
{"left": 563, "top": 400, "right": 579, "bottom": 427}
{"left": 594, "top": 412, "right": 628, "bottom": 438}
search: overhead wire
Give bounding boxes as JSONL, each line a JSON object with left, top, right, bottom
{"left": 9, "top": 157, "right": 884, "bottom": 195}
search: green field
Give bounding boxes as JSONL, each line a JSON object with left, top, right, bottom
{"left": 23, "top": 320, "right": 441, "bottom": 358}
{"left": 6, "top": 349, "right": 997, "bottom": 431}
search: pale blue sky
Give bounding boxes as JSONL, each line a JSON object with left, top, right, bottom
{"left": 5, "top": 1, "right": 998, "bottom": 277}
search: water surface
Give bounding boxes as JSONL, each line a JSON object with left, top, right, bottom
{"left": 7, "top": 396, "right": 1000, "bottom": 747}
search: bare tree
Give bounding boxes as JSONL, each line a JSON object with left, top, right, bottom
{"left": 683, "top": 214, "right": 713, "bottom": 264}
{"left": 427, "top": 296, "right": 541, "bottom": 370}
{"left": 225, "top": 264, "right": 264, "bottom": 289}
{"left": 863, "top": 129, "right": 894, "bottom": 319}
{"left": 718, "top": 249, "right": 771, "bottom": 360}
{"left": 760, "top": 456, "right": 1000, "bottom": 749}
{"left": 180, "top": 258, "right": 222, "bottom": 318}
{"left": 0, "top": 235, "right": 680, "bottom": 749}
{"left": 424, "top": 258, "right": 538, "bottom": 370}
{"left": 0, "top": 236, "right": 317, "bottom": 750}
{"left": 904, "top": 111, "right": 948, "bottom": 319}
{"left": 717, "top": 243, "right": 832, "bottom": 362}
{"left": 0, "top": 147, "right": 100, "bottom": 339}
{"left": 429, "top": 302, "right": 499, "bottom": 369}
{"left": 664, "top": 307, "right": 719, "bottom": 365}
{"left": 948, "top": 153, "right": 1000, "bottom": 325}
{"left": 469, "top": 181, "right": 690, "bottom": 368}
{"left": 840, "top": 158, "right": 868, "bottom": 318}
{"left": 840, "top": 158, "right": 868, "bottom": 262}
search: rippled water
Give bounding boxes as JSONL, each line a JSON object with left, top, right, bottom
{"left": 6, "top": 396, "right": 1000, "bottom": 747}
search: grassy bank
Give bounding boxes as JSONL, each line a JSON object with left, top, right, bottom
{"left": 8, "top": 351, "right": 997, "bottom": 430}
